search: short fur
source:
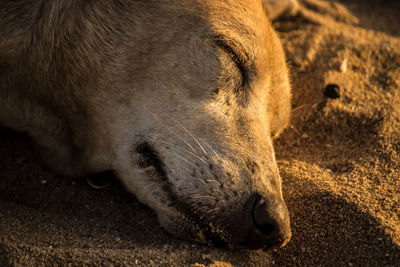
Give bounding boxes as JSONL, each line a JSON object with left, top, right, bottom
{"left": 1, "top": 0, "right": 292, "bottom": 248}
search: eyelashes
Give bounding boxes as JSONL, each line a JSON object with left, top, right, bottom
{"left": 213, "top": 38, "right": 249, "bottom": 89}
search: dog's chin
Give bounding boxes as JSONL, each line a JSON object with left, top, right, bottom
{"left": 133, "top": 142, "right": 205, "bottom": 242}
{"left": 157, "top": 210, "right": 209, "bottom": 244}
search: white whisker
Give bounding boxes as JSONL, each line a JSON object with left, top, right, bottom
{"left": 165, "top": 150, "right": 196, "bottom": 168}
{"left": 291, "top": 104, "right": 309, "bottom": 113}
{"left": 172, "top": 118, "right": 208, "bottom": 156}
{"left": 150, "top": 112, "right": 198, "bottom": 153}
{"left": 288, "top": 124, "right": 302, "bottom": 138}
{"left": 198, "top": 137, "right": 222, "bottom": 162}
{"left": 156, "top": 139, "right": 208, "bottom": 165}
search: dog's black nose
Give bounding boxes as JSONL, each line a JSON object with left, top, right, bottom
{"left": 253, "top": 198, "right": 279, "bottom": 235}
{"left": 242, "top": 196, "right": 291, "bottom": 249}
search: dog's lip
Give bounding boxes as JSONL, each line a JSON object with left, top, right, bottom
{"left": 135, "top": 142, "right": 167, "bottom": 175}
{"left": 134, "top": 142, "right": 230, "bottom": 246}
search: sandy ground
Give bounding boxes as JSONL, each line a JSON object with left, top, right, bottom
{"left": 1, "top": 0, "right": 399, "bottom": 266}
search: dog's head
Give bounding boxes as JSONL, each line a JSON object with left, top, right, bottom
{"left": 103, "top": 0, "right": 291, "bottom": 249}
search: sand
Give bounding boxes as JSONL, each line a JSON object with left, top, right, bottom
{"left": 1, "top": 0, "right": 399, "bottom": 266}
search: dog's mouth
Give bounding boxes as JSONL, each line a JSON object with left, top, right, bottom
{"left": 134, "top": 141, "right": 230, "bottom": 248}
{"left": 135, "top": 142, "right": 167, "bottom": 176}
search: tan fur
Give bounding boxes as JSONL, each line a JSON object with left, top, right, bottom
{"left": 1, "top": 0, "right": 292, "bottom": 248}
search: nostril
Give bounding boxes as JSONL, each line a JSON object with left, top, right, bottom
{"left": 253, "top": 220, "right": 276, "bottom": 235}
{"left": 252, "top": 198, "right": 277, "bottom": 236}
{"left": 242, "top": 195, "right": 291, "bottom": 249}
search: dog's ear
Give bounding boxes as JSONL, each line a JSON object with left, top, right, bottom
{"left": 270, "top": 81, "right": 292, "bottom": 139}
{"left": 266, "top": 31, "right": 292, "bottom": 139}
{"left": 262, "top": 0, "right": 299, "bottom": 20}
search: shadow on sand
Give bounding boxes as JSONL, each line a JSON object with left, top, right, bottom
{"left": 0, "top": 130, "right": 399, "bottom": 266}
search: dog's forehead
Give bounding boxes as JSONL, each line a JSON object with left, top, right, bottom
{"left": 150, "top": 0, "right": 271, "bottom": 58}
{"left": 177, "top": 1, "right": 281, "bottom": 104}
{"left": 199, "top": 0, "right": 276, "bottom": 67}
{"left": 134, "top": 0, "right": 280, "bottom": 102}
{"left": 201, "top": 0, "right": 268, "bottom": 40}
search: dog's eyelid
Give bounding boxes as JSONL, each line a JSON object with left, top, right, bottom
{"left": 213, "top": 37, "right": 249, "bottom": 66}
{"left": 212, "top": 37, "right": 250, "bottom": 87}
